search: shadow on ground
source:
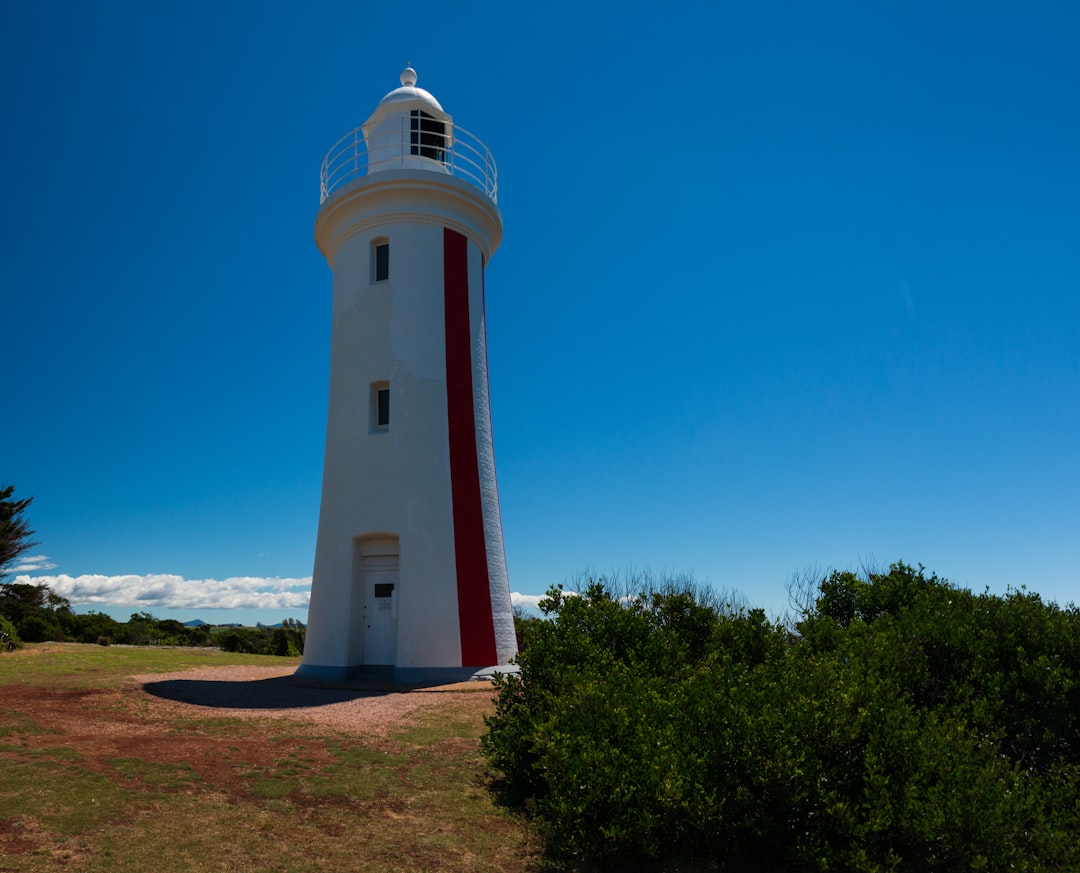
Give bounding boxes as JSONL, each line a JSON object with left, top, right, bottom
{"left": 142, "top": 675, "right": 390, "bottom": 710}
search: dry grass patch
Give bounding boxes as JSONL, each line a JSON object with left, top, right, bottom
{"left": 0, "top": 644, "right": 541, "bottom": 873}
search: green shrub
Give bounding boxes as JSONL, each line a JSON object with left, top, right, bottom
{"left": 218, "top": 625, "right": 303, "bottom": 656}
{"left": 66, "top": 610, "right": 125, "bottom": 644}
{"left": 0, "top": 614, "right": 21, "bottom": 650}
{"left": 17, "top": 610, "right": 64, "bottom": 642}
{"left": 484, "top": 566, "right": 1080, "bottom": 871}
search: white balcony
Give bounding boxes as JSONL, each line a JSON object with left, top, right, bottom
{"left": 320, "top": 118, "right": 498, "bottom": 205}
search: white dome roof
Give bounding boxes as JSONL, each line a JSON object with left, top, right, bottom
{"left": 373, "top": 67, "right": 445, "bottom": 116}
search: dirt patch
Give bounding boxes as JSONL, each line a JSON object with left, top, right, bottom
{"left": 0, "top": 660, "right": 536, "bottom": 872}
{"left": 0, "top": 815, "right": 41, "bottom": 854}
{"left": 2, "top": 666, "right": 497, "bottom": 799}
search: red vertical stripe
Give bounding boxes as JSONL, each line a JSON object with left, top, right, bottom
{"left": 444, "top": 228, "right": 497, "bottom": 666}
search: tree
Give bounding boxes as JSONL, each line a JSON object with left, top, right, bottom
{"left": 0, "top": 582, "right": 66, "bottom": 625}
{"left": 1, "top": 484, "right": 38, "bottom": 581}
{"left": 0, "top": 582, "right": 71, "bottom": 642}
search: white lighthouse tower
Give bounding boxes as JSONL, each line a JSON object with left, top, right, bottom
{"left": 298, "top": 67, "right": 517, "bottom": 683}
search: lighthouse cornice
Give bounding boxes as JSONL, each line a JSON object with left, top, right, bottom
{"left": 315, "top": 170, "right": 503, "bottom": 267}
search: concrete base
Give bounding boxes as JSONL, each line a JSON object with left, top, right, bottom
{"left": 393, "top": 666, "right": 481, "bottom": 685}
{"left": 294, "top": 662, "right": 517, "bottom": 688}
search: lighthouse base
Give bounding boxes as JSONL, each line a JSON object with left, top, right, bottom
{"left": 293, "top": 662, "right": 515, "bottom": 687}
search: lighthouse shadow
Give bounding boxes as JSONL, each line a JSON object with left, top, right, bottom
{"left": 142, "top": 674, "right": 391, "bottom": 711}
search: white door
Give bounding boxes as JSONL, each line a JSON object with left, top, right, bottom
{"left": 362, "top": 555, "right": 398, "bottom": 665}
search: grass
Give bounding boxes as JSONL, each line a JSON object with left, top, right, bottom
{"left": 0, "top": 641, "right": 289, "bottom": 689}
{"left": 0, "top": 644, "right": 541, "bottom": 872}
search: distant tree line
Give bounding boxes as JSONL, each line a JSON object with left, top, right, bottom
{"left": 0, "top": 483, "right": 304, "bottom": 656}
{"left": 485, "top": 564, "right": 1080, "bottom": 871}
{"left": 0, "top": 584, "right": 213, "bottom": 646}
{"left": 219, "top": 619, "right": 305, "bottom": 657}
{"left": 0, "top": 581, "right": 305, "bottom": 655}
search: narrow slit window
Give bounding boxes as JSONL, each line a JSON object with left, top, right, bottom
{"left": 371, "top": 381, "right": 390, "bottom": 432}
{"left": 374, "top": 240, "right": 389, "bottom": 283}
{"left": 377, "top": 387, "right": 390, "bottom": 427}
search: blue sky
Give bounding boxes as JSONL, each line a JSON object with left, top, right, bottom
{"left": 3, "top": 1, "right": 1078, "bottom": 626}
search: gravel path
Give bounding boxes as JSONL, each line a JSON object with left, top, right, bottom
{"left": 134, "top": 665, "right": 497, "bottom": 738}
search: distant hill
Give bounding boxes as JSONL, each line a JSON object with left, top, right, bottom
{"left": 183, "top": 619, "right": 208, "bottom": 627}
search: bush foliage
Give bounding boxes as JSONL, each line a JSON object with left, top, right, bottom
{"left": 0, "top": 613, "right": 20, "bottom": 650}
{"left": 484, "top": 564, "right": 1080, "bottom": 871}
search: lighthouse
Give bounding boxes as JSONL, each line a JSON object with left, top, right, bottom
{"left": 298, "top": 67, "right": 517, "bottom": 683}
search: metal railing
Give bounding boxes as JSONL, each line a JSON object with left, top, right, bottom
{"left": 319, "top": 118, "right": 498, "bottom": 205}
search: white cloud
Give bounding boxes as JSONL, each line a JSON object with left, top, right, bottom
{"left": 11, "top": 572, "right": 551, "bottom": 615}
{"left": 8, "top": 555, "right": 57, "bottom": 573}
{"left": 511, "top": 590, "right": 575, "bottom": 611}
{"left": 12, "top": 573, "right": 312, "bottom": 611}
{"left": 510, "top": 591, "right": 545, "bottom": 611}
